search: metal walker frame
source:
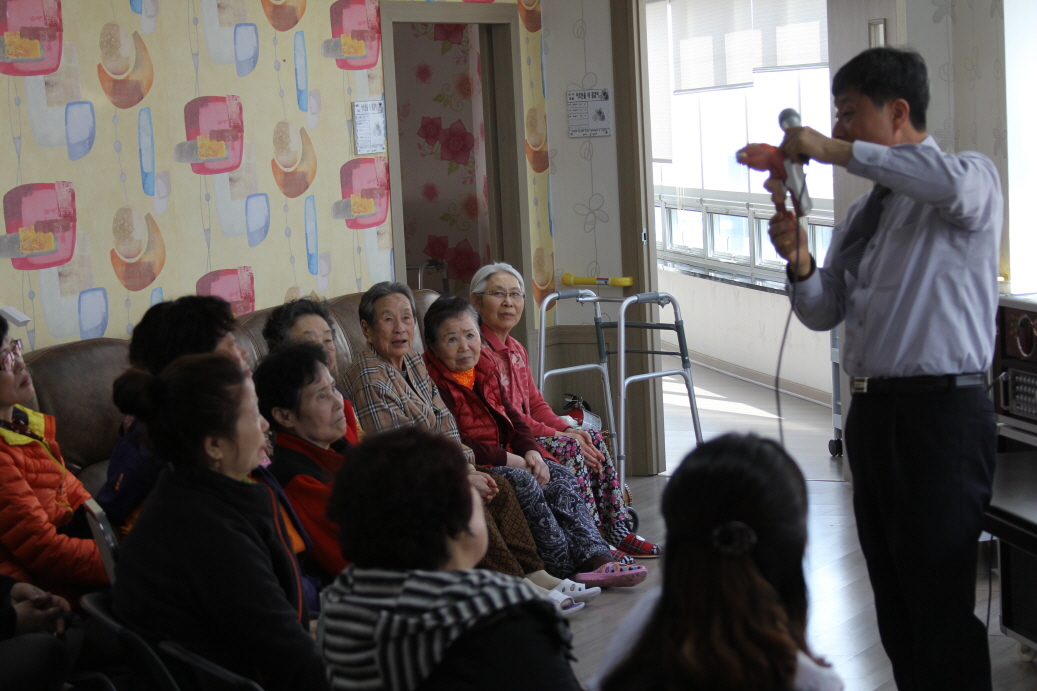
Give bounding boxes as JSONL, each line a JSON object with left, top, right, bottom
{"left": 536, "top": 289, "right": 704, "bottom": 493}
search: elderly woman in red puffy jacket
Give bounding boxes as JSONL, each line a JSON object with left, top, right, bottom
{"left": 422, "top": 296, "right": 647, "bottom": 589}
{"left": 0, "top": 315, "right": 107, "bottom": 599}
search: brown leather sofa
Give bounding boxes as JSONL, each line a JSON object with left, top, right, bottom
{"left": 23, "top": 289, "right": 441, "bottom": 497}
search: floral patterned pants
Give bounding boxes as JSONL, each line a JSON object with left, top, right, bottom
{"left": 536, "top": 430, "right": 630, "bottom": 539}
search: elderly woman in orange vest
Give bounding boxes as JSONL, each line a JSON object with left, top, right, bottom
{"left": 0, "top": 315, "right": 106, "bottom": 598}
{"left": 422, "top": 296, "right": 647, "bottom": 589}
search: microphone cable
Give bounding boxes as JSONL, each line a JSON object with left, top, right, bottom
{"left": 774, "top": 212, "right": 800, "bottom": 449}
{"left": 773, "top": 108, "right": 805, "bottom": 449}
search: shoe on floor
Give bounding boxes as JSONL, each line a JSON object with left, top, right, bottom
{"left": 617, "top": 533, "right": 662, "bottom": 559}
{"left": 551, "top": 578, "right": 602, "bottom": 603}
{"left": 572, "top": 562, "right": 648, "bottom": 588}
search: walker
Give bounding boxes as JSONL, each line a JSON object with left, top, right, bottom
{"left": 536, "top": 289, "right": 704, "bottom": 531}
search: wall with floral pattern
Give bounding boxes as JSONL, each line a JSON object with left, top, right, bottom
{"left": 395, "top": 22, "right": 490, "bottom": 296}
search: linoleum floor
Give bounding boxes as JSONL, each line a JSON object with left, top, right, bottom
{"left": 569, "top": 364, "right": 1037, "bottom": 690}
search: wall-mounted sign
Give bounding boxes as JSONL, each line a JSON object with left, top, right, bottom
{"left": 353, "top": 100, "right": 386, "bottom": 154}
{"left": 567, "top": 88, "right": 612, "bottom": 138}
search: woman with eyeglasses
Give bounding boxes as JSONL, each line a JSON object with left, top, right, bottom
{"left": 0, "top": 315, "right": 107, "bottom": 598}
{"left": 470, "top": 263, "right": 662, "bottom": 560}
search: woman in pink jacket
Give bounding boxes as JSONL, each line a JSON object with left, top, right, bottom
{"left": 470, "top": 263, "right": 661, "bottom": 559}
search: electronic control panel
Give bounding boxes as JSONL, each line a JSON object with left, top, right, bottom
{"left": 996, "top": 297, "right": 1037, "bottom": 439}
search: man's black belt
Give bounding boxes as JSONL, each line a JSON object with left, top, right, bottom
{"left": 850, "top": 373, "right": 987, "bottom": 395}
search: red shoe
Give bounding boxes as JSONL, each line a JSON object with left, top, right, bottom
{"left": 617, "top": 533, "right": 662, "bottom": 559}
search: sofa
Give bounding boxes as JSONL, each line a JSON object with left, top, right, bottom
{"left": 22, "top": 289, "right": 442, "bottom": 498}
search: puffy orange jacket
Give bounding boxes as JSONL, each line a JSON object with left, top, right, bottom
{"left": 0, "top": 405, "right": 107, "bottom": 595}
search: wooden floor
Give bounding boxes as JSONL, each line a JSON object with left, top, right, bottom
{"left": 569, "top": 364, "right": 1037, "bottom": 690}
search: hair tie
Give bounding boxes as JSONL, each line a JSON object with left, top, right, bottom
{"left": 711, "top": 521, "right": 757, "bottom": 557}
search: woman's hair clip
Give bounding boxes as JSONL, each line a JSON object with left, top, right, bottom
{"left": 711, "top": 521, "right": 757, "bottom": 557}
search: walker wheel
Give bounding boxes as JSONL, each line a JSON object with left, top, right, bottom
{"left": 626, "top": 507, "right": 640, "bottom": 535}
{"left": 829, "top": 439, "right": 843, "bottom": 457}
{"left": 1018, "top": 642, "right": 1037, "bottom": 662}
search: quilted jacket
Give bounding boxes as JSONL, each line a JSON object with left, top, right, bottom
{"left": 423, "top": 349, "right": 542, "bottom": 467}
{"left": 0, "top": 405, "right": 107, "bottom": 594}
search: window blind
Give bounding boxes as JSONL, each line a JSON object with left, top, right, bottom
{"left": 645, "top": 0, "right": 673, "bottom": 161}
{"left": 670, "top": 0, "right": 827, "bottom": 92}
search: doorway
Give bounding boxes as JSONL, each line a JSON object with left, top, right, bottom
{"left": 380, "top": 3, "right": 528, "bottom": 306}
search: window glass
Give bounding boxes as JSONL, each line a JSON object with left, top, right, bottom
{"left": 811, "top": 223, "right": 833, "bottom": 266}
{"left": 672, "top": 209, "right": 705, "bottom": 250}
{"left": 655, "top": 205, "right": 665, "bottom": 245}
{"left": 662, "top": 93, "right": 703, "bottom": 188}
{"left": 700, "top": 88, "right": 749, "bottom": 193}
{"left": 711, "top": 214, "right": 749, "bottom": 259}
{"left": 755, "top": 217, "right": 783, "bottom": 266}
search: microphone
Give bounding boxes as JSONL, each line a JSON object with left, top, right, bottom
{"left": 778, "top": 108, "right": 801, "bottom": 131}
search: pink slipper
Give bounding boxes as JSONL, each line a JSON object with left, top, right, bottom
{"left": 572, "top": 561, "right": 648, "bottom": 588}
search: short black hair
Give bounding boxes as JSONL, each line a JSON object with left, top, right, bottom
{"left": 358, "top": 281, "right": 415, "bottom": 326}
{"left": 113, "top": 353, "right": 247, "bottom": 469}
{"left": 327, "top": 428, "right": 473, "bottom": 570}
{"left": 253, "top": 342, "right": 328, "bottom": 433}
{"left": 130, "top": 296, "right": 237, "bottom": 375}
{"left": 0, "top": 314, "right": 8, "bottom": 343}
{"left": 262, "top": 299, "right": 335, "bottom": 352}
{"left": 423, "top": 296, "right": 480, "bottom": 348}
{"left": 832, "top": 47, "right": 929, "bottom": 132}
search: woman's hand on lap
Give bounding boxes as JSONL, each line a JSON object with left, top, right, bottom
{"left": 468, "top": 469, "right": 498, "bottom": 502}
{"left": 525, "top": 451, "right": 550, "bottom": 486}
{"left": 565, "top": 428, "right": 604, "bottom": 470}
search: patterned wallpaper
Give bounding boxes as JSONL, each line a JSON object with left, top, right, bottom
{"left": 0, "top": 0, "right": 556, "bottom": 350}
{"left": 395, "top": 22, "right": 490, "bottom": 296}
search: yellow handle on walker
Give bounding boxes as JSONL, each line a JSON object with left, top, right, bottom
{"left": 561, "top": 273, "right": 634, "bottom": 287}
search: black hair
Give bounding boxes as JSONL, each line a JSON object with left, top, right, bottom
{"left": 129, "top": 296, "right": 237, "bottom": 375}
{"left": 358, "top": 281, "right": 416, "bottom": 326}
{"left": 112, "top": 353, "right": 247, "bottom": 469}
{"left": 253, "top": 342, "right": 328, "bottom": 433}
{"left": 603, "top": 433, "right": 811, "bottom": 691}
{"left": 0, "top": 314, "right": 8, "bottom": 343}
{"left": 832, "top": 46, "right": 929, "bottom": 131}
{"left": 423, "top": 295, "right": 480, "bottom": 348}
{"left": 327, "top": 428, "right": 473, "bottom": 570}
{"left": 262, "top": 299, "right": 335, "bottom": 352}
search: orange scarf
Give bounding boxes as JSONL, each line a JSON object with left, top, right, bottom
{"left": 451, "top": 368, "right": 476, "bottom": 390}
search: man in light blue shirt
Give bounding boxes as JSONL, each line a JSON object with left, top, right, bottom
{"left": 768, "top": 47, "right": 1001, "bottom": 690}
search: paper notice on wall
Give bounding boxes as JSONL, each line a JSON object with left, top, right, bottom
{"left": 567, "top": 88, "right": 612, "bottom": 138}
{"left": 353, "top": 100, "right": 386, "bottom": 154}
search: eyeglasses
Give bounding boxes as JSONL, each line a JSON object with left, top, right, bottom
{"left": 1, "top": 339, "right": 23, "bottom": 373}
{"left": 476, "top": 291, "right": 525, "bottom": 302}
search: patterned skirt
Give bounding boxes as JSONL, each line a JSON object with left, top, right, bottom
{"left": 476, "top": 470, "right": 544, "bottom": 577}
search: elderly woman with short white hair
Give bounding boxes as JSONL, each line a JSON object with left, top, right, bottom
{"left": 470, "top": 262, "right": 661, "bottom": 559}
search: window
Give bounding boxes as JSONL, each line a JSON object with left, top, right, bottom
{"left": 646, "top": 0, "right": 834, "bottom": 286}
{"left": 811, "top": 223, "right": 834, "bottom": 266}
{"left": 710, "top": 213, "right": 750, "bottom": 261}
{"left": 672, "top": 209, "right": 704, "bottom": 252}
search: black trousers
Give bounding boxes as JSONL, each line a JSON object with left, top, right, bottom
{"left": 845, "top": 385, "right": 996, "bottom": 691}
{"left": 0, "top": 633, "right": 70, "bottom": 691}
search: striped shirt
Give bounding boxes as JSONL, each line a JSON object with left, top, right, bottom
{"left": 319, "top": 567, "right": 567, "bottom": 691}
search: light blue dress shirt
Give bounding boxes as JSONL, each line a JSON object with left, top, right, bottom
{"left": 790, "top": 136, "right": 1003, "bottom": 378}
